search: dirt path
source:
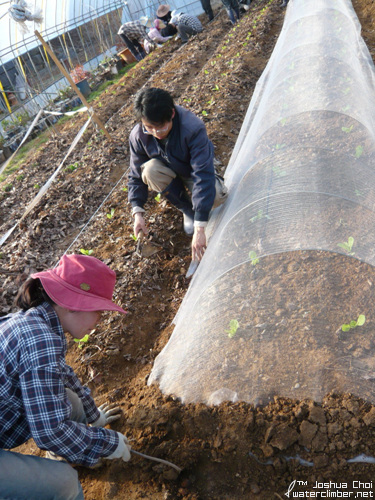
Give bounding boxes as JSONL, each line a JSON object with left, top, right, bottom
{"left": 2, "top": 0, "right": 375, "bottom": 498}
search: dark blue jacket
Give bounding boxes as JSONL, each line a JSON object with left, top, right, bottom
{"left": 128, "top": 105, "right": 215, "bottom": 222}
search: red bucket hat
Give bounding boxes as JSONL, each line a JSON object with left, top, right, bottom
{"left": 31, "top": 254, "right": 126, "bottom": 314}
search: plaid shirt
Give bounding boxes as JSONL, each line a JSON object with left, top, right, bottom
{"left": 174, "top": 14, "right": 202, "bottom": 32}
{"left": 118, "top": 20, "right": 152, "bottom": 43}
{"left": 0, "top": 303, "right": 118, "bottom": 466}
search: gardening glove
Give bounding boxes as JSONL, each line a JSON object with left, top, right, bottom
{"left": 105, "top": 432, "right": 131, "bottom": 462}
{"left": 91, "top": 403, "right": 122, "bottom": 427}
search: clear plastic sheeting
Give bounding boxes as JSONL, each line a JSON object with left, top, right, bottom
{"left": 148, "top": 0, "right": 375, "bottom": 405}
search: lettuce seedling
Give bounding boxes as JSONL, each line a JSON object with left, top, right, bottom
{"left": 227, "top": 319, "right": 239, "bottom": 338}
{"left": 74, "top": 334, "right": 90, "bottom": 348}
{"left": 249, "top": 250, "right": 259, "bottom": 266}
{"left": 80, "top": 248, "right": 94, "bottom": 255}
{"left": 341, "top": 314, "right": 365, "bottom": 332}
{"left": 154, "top": 193, "right": 161, "bottom": 203}
{"left": 106, "top": 208, "right": 115, "bottom": 219}
{"left": 337, "top": 236, "right": 354, "bottom": 256}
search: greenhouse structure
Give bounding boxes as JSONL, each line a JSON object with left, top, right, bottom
{"left": 0, "top": 0, "right": 204, "bottom": 136}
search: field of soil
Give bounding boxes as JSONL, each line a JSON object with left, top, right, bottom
{"left": 2, "top": 0, "right": 375, "bottom": 498}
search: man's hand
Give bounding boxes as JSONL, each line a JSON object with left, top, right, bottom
{"left": 192, "top": 226, "right": 207, "bottom": 261}
{"left": 134, "top": 212, "right": 148, "bottom": 237}
{"left": 91, "top": 403, "right": 122, "bottom": 427}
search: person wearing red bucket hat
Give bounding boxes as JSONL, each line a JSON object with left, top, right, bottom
{"left": 0, "top": 254, "right": 131, "bottom": 500}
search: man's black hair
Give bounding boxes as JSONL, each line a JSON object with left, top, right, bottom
{"left": 134, "top": 87, "right": 175, "bottom": 124}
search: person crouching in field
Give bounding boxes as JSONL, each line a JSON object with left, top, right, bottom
{"left": 0, "top": 254, "right": 131, "bottom": 500}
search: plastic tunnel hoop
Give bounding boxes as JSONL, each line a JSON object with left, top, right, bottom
{"left": 148, "top": 0, "right": 375, "bottom": 406}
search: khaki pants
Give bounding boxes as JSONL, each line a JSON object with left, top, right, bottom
{"left": 141, "top": 158, "right": 228, "bottom": 209}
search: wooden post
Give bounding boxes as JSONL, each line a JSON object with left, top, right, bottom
{"left": 34, "top": 30, "right": 112, "bottom": 141}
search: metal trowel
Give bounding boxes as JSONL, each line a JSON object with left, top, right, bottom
{"left": 135, "top": 230, "right": 161, "bottom": 258}
{"left": 186, "top": 260, "right": 199, "bottom": 278}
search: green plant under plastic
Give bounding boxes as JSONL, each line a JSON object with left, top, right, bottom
{"left": 227, "top": 319, "right": 239, "bottom": 338}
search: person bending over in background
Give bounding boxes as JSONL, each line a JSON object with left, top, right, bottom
{"left": 169, "top": 11, "right": 203, "bottom": 44}
{"left": 117, "top": 17, "right": 152, "bottom": 61}
{"left": 144, "top": 19, "right": 172, "bottom": 54}
{"left": 156, "top": 4, "right": 178, "bottom": 37}
{"left": 128, "top": 87, "right": 228, "bottom": 262}
{"left": 0, "top": 254, "right": 131, "bottom": 500}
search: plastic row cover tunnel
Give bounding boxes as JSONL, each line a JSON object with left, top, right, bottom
{"left": 148, "top": 0, "right": 375, "bottom": 406}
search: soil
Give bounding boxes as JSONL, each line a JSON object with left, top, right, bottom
{"left": 2, "top": 0, "right": 375, "bottom": 498}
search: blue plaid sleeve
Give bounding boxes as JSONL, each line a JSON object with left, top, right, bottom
{"left": 21, "top": 365, "right": 118, "bottom": 466}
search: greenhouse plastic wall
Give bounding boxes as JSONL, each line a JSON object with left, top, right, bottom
{"left": 148, "top": 0, "right": 375, "bottom": 406}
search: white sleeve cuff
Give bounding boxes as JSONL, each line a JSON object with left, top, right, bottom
{"left": 194, "top": 220, "right": 208, "bottom": 228}
{"left": 132, "top": 207, "right": 146, "bottom": 216}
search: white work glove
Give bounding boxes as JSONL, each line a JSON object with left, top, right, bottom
{"left": 91, "top": 403, "right": 122, "bottom": 427}
{"left": 105, "top": 432, "right": 131, "bottom": 462}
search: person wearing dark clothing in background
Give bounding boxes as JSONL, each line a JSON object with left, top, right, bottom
{"left": 200, "top": 0, "right": 214, "bottom": 21}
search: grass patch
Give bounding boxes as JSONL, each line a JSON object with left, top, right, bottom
{"left": 0, "top": 132, "right": 49, "bottom": 183}
{"left": 0, "top": 62, "right": 137, "bottom": 181}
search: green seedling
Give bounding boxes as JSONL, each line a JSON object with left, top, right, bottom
{"left": 66, "top": 162, "right": 79, "bottom": 172}
{"left": 204, "top": 69, "right": 209, "bottom": 74}
{"left": 280, "top": 118, "right": 287, "bottom": 127}
{"left": 98, "top": 102, "right": 102, "bottom": 107}
{"left": 74, "top": 334, "right": 90, "bottom": 348}
{"left": 250, "top": 210, "right": 269, "bottom": 223}
{"left": 80, "top": 248, "right": 94, "bottom": 255}
{"left": 355, "top": 145, "right": 363, "bottom": 158}
{"left": 154, "top": 193, "right": 161, "bottom": 203}
{"left": 227, "top": 319, "right": 239, "bottom": 338}
{"left": 16, "top": 174, "right": 24, "bottom": 181}
{"left": 34, "top": 183, "right": 40, "bottom": 189}
{"left": 342, "top": 125, "right": 353, "bottom": 133}
{"left": 275, "top": 143, "right": 286, "bottom": 150}
{"left": 337, "top": 236, "right": 354, "bottom": 256}
{"left": 130, "top": 234, "right": 138, "bottom": 241}
{"left": 272, "top": 165, "right": 286, "bottom": 177}
{"left": 341, "top": 314, "right": 365, "bottom": 332}
{"left": 122, "top": 187, "right": 128, "bottom": 192}
{"left": 106, "top": 208, "right": 115, "bottom": 219}
{"left": 202, "top": 110, "right": 208, "bottom": 116}
{"left": 212, "top": 84, "right": 219, "bottom": 91}
{"left": 249, "top": 250, "right": 259, "bottom": 266}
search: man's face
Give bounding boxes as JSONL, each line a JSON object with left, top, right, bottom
{"left": 141, "top": 109, "right": 175, "bottom": 140}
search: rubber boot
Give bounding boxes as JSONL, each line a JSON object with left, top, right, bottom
{"left": 161, "top": 177, "right": 195, "bottom": 236}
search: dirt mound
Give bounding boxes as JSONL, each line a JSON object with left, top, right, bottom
{"left": 2, "top": 0, "right": 375, "bottom": 498}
